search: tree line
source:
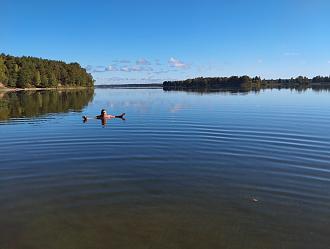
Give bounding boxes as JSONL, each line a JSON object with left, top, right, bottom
{"left": 0, "top": 54, "right": 94, "bottom": 88}
{"left": 163, "top": 76, "right": 330, "bottom": 90}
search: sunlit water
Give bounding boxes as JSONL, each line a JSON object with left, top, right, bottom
{"left": 0, "top": 88, "right": 330, "bottom": 249}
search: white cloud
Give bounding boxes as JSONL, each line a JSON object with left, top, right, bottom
{"left": 120, "top": 66, "right": 132, "bottom": 72}
{"left": 168, "top": 57, "right": 189, "bottom": 69}
{"left": 327, "top": 60, "right": 330, "bottom": 64}
{"left": 136, "top": 58, "right": 151, "bottom": 65}
{"left": 106, "top": 65, "right": 119, "bottom": 71}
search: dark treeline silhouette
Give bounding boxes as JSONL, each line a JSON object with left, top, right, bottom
{"left": 0, "top": 54, "right": 94, "bottom": 88}
{"left": 163, "top": 76, "right": 330, "bottom": 91}
{"left": 0, "top": 89, "right": 94, "bottom": 121}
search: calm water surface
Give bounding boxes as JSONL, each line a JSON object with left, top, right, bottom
{"left": 0, "top": 88, "right": 330, "bottom": 249}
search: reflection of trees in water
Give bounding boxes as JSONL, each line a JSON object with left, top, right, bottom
{"left": 0, "top": 89, "right": 94, "bottom": 120}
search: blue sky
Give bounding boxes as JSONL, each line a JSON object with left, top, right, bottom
{"left": 2, "top": 0, "right": 330, "bottom": 84}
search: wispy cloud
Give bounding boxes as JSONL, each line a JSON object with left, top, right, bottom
{"left": 120, "top": 65, "right": 153, "bottom": 72}
{"left": 327, "top": 60, "right": 330, "bottom": 64}
{"left": 168, "top": 57, "right": 189, "bottom": 69}
{"left": 95, "top": 76, "right": 172, "bottom": 84}
{"left": 93, "top": 66, "right": 108, "bottom": 72}
{"left": 284, "top": 52, "right": 300, "bottom": 56}
{"left": 88, "top": 57, "right": 190, "bottom": 74}
{"left": 153, "top": 69, "right": 178, "bottom": 74}
{"left": 112, "top": 59, "right": 131, "bottom": 64}
{"left": 90, "top": 64, "right": 154, "bottom": 73}
{"left": 91, "top": 65, "right": 118, "bottom": 73}
{"left": 85, "top": 65, "right": 93, "bottom": 72}
{"left": 106, "top": 65, "right": 119, "bottom": 71}
{"left": 154, "top": 70, "right": 170, "bottom": 74}
{"left": 155, "top": 59, "right": 162, "bottom": 66}
{"left": 136, "top": 58, "right": 151, "bottom": 65}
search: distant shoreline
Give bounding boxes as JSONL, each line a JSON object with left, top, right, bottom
{"left": 95, "top": 84, "right": 163, "bottom": 89}
{"left": 163, "top": 76, "right": 330, "bottom": 90}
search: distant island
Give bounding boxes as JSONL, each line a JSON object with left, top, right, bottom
{"left": 96, "top": 84, "right": 163, "bottom": 89}
{"left": 163, "top": 76, "right": 330, "bottom": 91}
{"left": 0, "top": 54, "right": 94, "bottom": 89}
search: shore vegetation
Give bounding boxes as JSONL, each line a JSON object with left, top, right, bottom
{"left": 0, "top": 54, "right": 94, "bottom": 89}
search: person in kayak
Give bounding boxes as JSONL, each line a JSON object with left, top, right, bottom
{"left": 82, "top": 109, "right": 125, "bottom": 122}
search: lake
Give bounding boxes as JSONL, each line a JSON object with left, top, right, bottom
{"left": 0, "top": 88, "right": 329, "bottom": 249}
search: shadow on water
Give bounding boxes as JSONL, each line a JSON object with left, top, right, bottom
{"left": 0, "top": 89, "right": 94, "bottom": 121}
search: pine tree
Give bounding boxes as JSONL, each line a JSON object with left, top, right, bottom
{"left": 33, "top": 70, "right": 41, "bottom": 87}
{"left": 0, "top": 57, "right": 8, "bottom": 86}
{"left": 17, "top": 65, "right": 33, "bottom": 88}
{"left": 41, "top": 74, "right": 49, "bottom": 88}
{"left": 48, "top": 72, "right": 58, "bottom": 87}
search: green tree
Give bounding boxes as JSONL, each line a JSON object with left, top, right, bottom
{"left": 17, "top": 65, "right": 33, "bottom": 88}
{"left": 0, "top": 57, "right": 8, "bottom": 86}
{"left": 33, "top": 70, "right": 41, "bottom": 87}
{"left": 4, "top": 57, "right": 18, "bottom": 87}
{"left": 41, "top": 74, "right": 49, "bottom": 88}
{"left": 48, "top": 72, "right": 58, "bottom": 87}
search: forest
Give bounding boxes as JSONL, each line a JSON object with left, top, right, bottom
{"left": 163, "top": 76, "right": 330, "bottom": 90}
{"left": 0, "top": 54, "right": 94, "bottom": 88}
